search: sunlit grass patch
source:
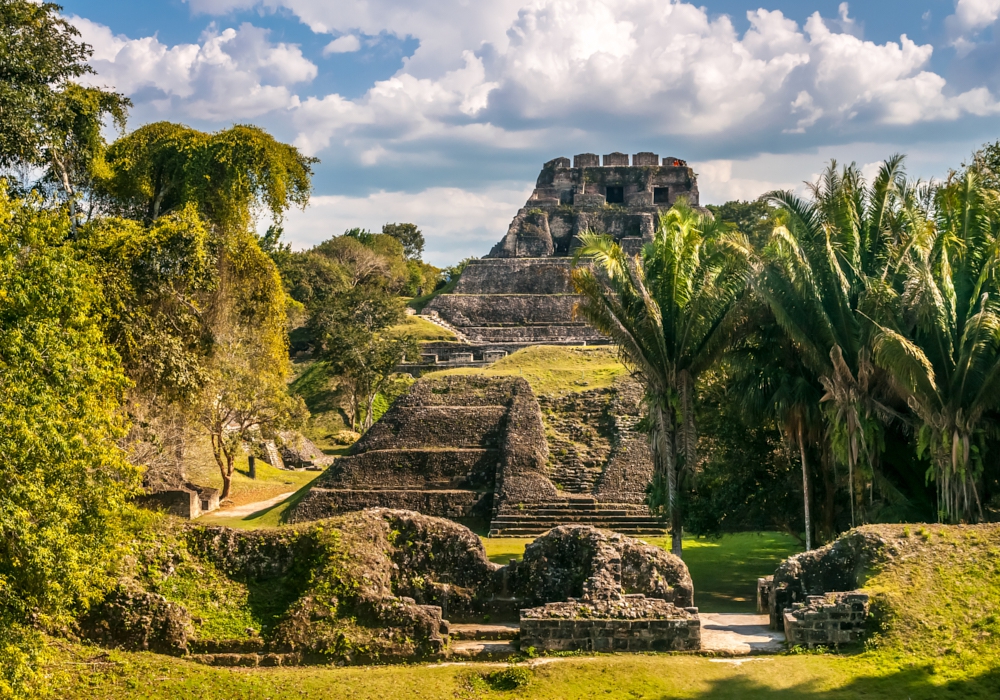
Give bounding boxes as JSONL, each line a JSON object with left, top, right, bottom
{"left": 434, "top": 345, "right": 628, "bottom": 395}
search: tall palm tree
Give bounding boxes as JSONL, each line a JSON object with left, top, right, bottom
{"left": 870, "top": 170, "right": 1000, "bottom": 522}
{"left": 753, "top": 158, "right": 916, "bottom": 526}
{"left": 572, "top": 203, "right": 749, "bottom": 556}
{"left": 727, "top": 315, "right": 824, "bottom": 549}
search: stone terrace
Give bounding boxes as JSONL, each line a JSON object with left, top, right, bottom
{"left": 289, "top": 374, "right": 664, "bottom": 536}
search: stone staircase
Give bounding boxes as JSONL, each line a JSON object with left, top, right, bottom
{"left": 489, "top": 496, "right": 664, "bottom": 537}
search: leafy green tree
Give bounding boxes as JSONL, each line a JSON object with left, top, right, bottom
{"left": 0, "top": 1, "right": 91, "bottom": 167}
{"left": 97, "top": 121, "right": 315, "bottom": 232}
{"left": 382, "top": 222, "right": 425, "bottom": 260}
{"left": 870, "top": 171, "right": 1000, "bottom": 522}
{"left": 317, "top": 286, "right": 418, "bottom": 431}
{"left": 573, "top": 203, "right": 750, "bottom": 556}
{"left": 78, "top": 204, "right": 215, "bottom": 402}
{"left": 197, "top": 329, "right": 306, "bottom": 499}
{"left": 0, "top": 189, "right": 141, "bottom": 696}
{"left": 707, "top": 198, "right": 783, "bottom": 248}
{"left": 0, "top": 1, "right": 130, "bottom": 232}
{"left": 686, "top": 365, "right": 804, "bottom": 541}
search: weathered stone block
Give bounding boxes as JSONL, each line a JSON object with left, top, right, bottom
{"left": 574, "top": 153, "right": 600, "bottom": 168}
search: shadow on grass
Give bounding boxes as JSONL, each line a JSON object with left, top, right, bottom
{"left": 658, "top": 664, "right": 1000, "bottom": 700}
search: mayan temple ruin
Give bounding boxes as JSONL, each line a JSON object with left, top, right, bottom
{"left": 421, "top": 151, "right": 699, "bottom": 357}
{"left": 290, "top": 152, "right": 700, "bottom": 535}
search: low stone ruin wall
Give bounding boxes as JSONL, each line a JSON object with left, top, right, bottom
{"left": 766, "top": 529, "right": 890, "bottom": 630}
{"left": 782, "top": 592, "right": 870, "bottom": 648}
{"left": 452, "top": 324, "right": 602, "bottom": 344}
{"left": 520, "top": 596, "right": 700, "bottom": 652}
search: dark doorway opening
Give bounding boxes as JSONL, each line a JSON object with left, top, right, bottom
{"left": 654, "top": 187, "right": 670, "bottom": 204}
{"left": 605, "top": 186, "right": 624, "bottom": 204}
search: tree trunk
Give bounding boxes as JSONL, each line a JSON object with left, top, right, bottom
{"left": 797, "top": 423, "right": 812, "bottom": 551}
{"left": 211, "top": 432, "right": 232, "bottom": 501}
{"left": 364, "top": 391, "right": 377, "bottom": 431}
{"left": 652, "top": 401, "right": 682, "bottom": 558}
{"left": 222, "top": 452, "right": 236, "bottom": 500}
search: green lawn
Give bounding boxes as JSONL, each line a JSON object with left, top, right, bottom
{"left": 196, "top": 472, "right": 322, "bottom": 529}
{"left": 481, "top": 532, "right": 802, "bottom": 613}
{"left": 390, "top": 313, "right": 457, "bottom": 341}
{"left": 57, "top": 643, "right": 1000, "bottom": 700}
{"left": 434, "top": 345, "right": 628, "bottom": 395}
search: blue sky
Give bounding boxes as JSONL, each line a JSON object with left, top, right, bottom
{"left": 62, "top": 0, "right": 1000, "bottom": 265}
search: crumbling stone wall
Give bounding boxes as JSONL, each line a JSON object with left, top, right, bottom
{"left": 514, "top": 525, "right": 697, "bottom": 652}
{"left": 290, "top": 489, "right": 490, "bottom": 524}
{"left": 453, "top": 258, "right": 577, "bottom": 295}
{"left": 510, "top": 525, "right": 693, "bottom": 607}
{"left": 320, "top": 449, "right": 500, "bottom": 490}
{"left": 782, "top": 592, "right": 871, "bottom": 648}
{"left": 520, "top": 597, "right": 700, "bottom": 652}
{"left": 80, "top": 584, "right": 193, "bottom": 655}
{"left": 426, "top": 294, "right": 583, "bottom": 327}
{"left": 767, "top": 529, "right": 892, "bottom": 630}
{"left": 82, "top": 512, "right": 698, "bottom": 664}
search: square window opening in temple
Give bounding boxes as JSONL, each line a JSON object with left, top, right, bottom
{"left": 605, "top": 186, "right": 624, "bottom": 204}
{"left": 654, "top": 187, "right": 670, "bottom": 204}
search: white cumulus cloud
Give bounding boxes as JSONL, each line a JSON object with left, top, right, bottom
{"left": 71, "top": 16, "right": 317, "bottom": 120}
{"left": 323, "top": 35, "right": 361, "bottom": 55}
{"left": 281, "top": 185, "right": 532, "bottom": 264}
{"left": 945, "top": 0, "right": 1000, "bottom": 54}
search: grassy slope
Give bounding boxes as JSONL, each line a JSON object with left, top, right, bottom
{"left": 390, "top": 313, "right": 457, "bottom": 342}
{"left": 433, "top": 345, "right": 628, "bottom": 396}
{"left": 858, "top": 524, "right": 1000, "bottom": 680}
{"left": 288, "top": 359, "right": 352, "bottom": 452}
{"left": 481, "top": 533, "right": 802, "bottom": 613}
{"left": 408, "top": 277, "right": 460, "bottom": 313}
{"left": 184, "top": 437, "right": 320, "bottom": 509}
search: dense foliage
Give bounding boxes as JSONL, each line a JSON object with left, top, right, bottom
{"left": 0, "top": 192, "right": 141, "bottom": 697}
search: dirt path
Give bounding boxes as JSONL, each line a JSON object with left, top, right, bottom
{"left": 699, "top": 613, "right": 785, "bottom": 654}
{"left": 210, "top": 492, "right": 296, "bottom": 518}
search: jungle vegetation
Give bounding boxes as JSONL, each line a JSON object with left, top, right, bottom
{"left": 4, "top": 0, "right": 1000, "bottom": 697}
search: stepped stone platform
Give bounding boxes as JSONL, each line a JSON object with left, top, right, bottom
{"left": 288, "top": 375, "right": 558, "bottom": 527}
{"left": 289, "top": 374, "right": 661, "bottom": 535}
{"left": 489, "top": 497, "right": 664, "bottom": 537}
{"left": 423, "top": 152, "right": 700, "bottom": 348}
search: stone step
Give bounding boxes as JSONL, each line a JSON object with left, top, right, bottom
{"left": 448, "top": 623, "right": 520, "bottom": 641}
{"left": 490, "top": 518, "right": 662, "bottom": 530}
{"left": 490, "top": 515, "right": 659, "bottom": 525}
{"left": 489, "top": 526, "right": 666, "bottom": 537}
{"left": 447, "top": 640, "right": 518, "bottom": 659}
{"left": 526, "top": 508, "right": 638, "bottom": 516}
{"left": 510, "top": 510, "right": 653, "bottom": 517}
